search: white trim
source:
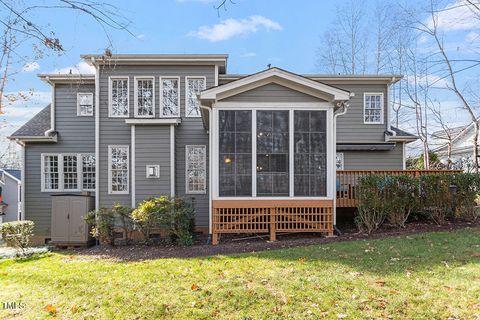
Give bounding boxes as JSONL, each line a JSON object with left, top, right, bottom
{"left": 336, "top": 152, "right": 345, "bottom": 170}
{"left": 289, "top": 109, "right": 294, "bottom": 197}
{"left": 17, "top": 182, "right": 21, "bottom": 220}
{"left": 363, "top": 92, "right": 384, "bottom": 125}
{"left": 131, "top": 126, "right": 136, "bottom": 207}
{"left": 51, "top": 83, "right": 55, "bottom": 131}
{"left": 200, "top": 67, "right": 351, "bottom": 102}
{"left": 1, "top": 170, "right": 21, "bottom": 184}
{"left": 402, "top": 142, "right": 406, "bottom": 170}
{"left": 185, "top": 76, "right": 206, "bottom": 118}
{"left": 80, "top": 154, "right": 96, "bottom": 192}
{"left": 159, "top": 76, "right": 181, "bottom": 118}
{"left": 214, "top": 64, "right": 219, "bottom": 86}
{"left": 213, "top": 102, "right": 333, "bottom": 109}
{"left": 125, "top": 118, "right": 181, "bottom": 125}
{"left": 108, "top": 145, "right": 130, "bottom": 195}
{"left": 185, "top": 145, "right": 207, "bottom": 194}
{"left": 40, "top": 153, "right": 86, "bottom": 192}
{"left": 134, "top": 76, "right": 155, "bottom": 118}
{"left": 95, "top": 61, "right": 100, "bottom": 211}
{"left": 108, "top": 76, "right": 130, "bottom": 118}
{"left": 76, "top": 92, "right": 94, "bottom": 116}
{"left": 170, "top": 124, "right": 175, "bottom": 196}
{"left": 40, "top": 153, "right": 60, "bottom": 192}
{"left": 251, "top": 110, "right": 257, "bottom": 197}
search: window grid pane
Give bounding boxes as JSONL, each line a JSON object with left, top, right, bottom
{"left": 136, "top": 79, "right": 154, "bottom": 116}
{"left": 186, "top": 78, "right": 205, "bottom": 117}
{"left": 110, "top": 147, "right": 129, "bottom": 192}
{"left": 364, "top": 94, "right": 382, "bottom": 123}
{"left": 44, "top": 155, "right": 59, "bottom": 190}
{"left": 63, "top": 155, "right": 78, "bottom": 190}
{"left": 82, "top": 155, "right": 96, "bottom": 190}
{"left": 78, "top": 93, "right": 93, "bottom": 116}
{"left": 111, "top": 79, "right": 129, "bottom": 116}
{"left": 162, "top": 78, "right": 179, "bottom": 117}
{"left": 186, "top": 146, "right": 206, "bottom": 193}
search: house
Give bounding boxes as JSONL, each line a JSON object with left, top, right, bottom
{"left": 0, "top": 169, "right": 22, "bottom": 223}
{"left": 8, "top": 54, "right": 417, "bottom": 245}
{"left": 432, "top": 121, "right": 479, "bottom": 171}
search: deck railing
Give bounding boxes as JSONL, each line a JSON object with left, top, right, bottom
{"left": 336, "top": 169, "right": 461, "bottom": 207}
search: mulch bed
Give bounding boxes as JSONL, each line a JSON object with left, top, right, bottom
{"left": 62, "top": 221, "right": 480, "bottom": 261}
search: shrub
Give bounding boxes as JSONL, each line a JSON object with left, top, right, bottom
{"left": 159, "top": 196, "right": 195, "bottom": 246}
{"left": 385, "top": 175, "right": 418, "bottom": 228}
{"left": 356, "top": 175, "right": 389, "bottom": 233}
{"left": 0, "top": 220, "right": 34, "bottom": 252}
{"left": 419, "top": 174, "right": 453, "bottom": 224}
{"left": 112, "top": 204, "right": 134, "bottom": 243}
{"left": 452, "top": 173, "right": 480, "bottom": 222}
{"left": 131, "top": 197, "right": 169, "bottom": 242}
{"left": 84, "top": 208, "right": 115, "bottom": 246}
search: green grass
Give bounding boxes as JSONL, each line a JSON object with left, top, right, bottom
{"left": 1, "top": 228, "right": 480, "bottom": 319}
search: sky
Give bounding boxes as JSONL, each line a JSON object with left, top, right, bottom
{"left": 0, "top": 0, "right": 479, "bottom": 156}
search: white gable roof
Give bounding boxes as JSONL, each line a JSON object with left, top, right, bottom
{"left": 200, "top": 67, "right": 352, "bottom": 103}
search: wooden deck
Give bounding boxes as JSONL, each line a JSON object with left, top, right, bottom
{"left": 336, "top": 169, "right": 461, "bottom": 207}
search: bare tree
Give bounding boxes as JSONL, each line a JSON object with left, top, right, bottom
{"left": 429, "top": 102, "right": 459, "bottom": 168}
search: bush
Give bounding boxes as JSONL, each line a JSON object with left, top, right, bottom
{"left": 356, "top": 175, "right": 389, "bottom": 233}
{"left": 452, "top": 173, "right": 480, "bottom": 222}
{"left": 0, "top": 220, "right": 34, "bottom": 252}
{"left": 112, "top": 204, "right": 134, "bottom": 243}
{"left": 84, "top": 208, "right": 115, "bottom": 246}
{"left": 385, "top": 175, "right": 418, "bottom": 228}
{"left": 159, "top": 196, "right": 195, "bottom": 246}
{"left": 419, "top": 174, "right": 453, "bottom": 224}
{"left": 131, "top": 197, "right": 169, "bottom": 242}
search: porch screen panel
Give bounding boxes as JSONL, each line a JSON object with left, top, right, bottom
{"left": 219, "top": 110, "right": 252, "bottom": 196}
{"left": 256, "top": 111, "right": 289, "bottom": 196}
{"left": 294, "top": 110, "right": 327, "bottom": 196}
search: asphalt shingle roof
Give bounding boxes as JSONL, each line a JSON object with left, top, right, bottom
{"left": 2, "top": 169, "right": 21, "bottom": 181}
{"left": 389, "top": 126, "right": 417, "bottom": 137}
{"left": 9, "top": 104, "right": 51, "bottom": 137}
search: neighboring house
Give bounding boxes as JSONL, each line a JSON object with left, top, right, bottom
{"left": 8, "top": 54, "right": 417, "bottom": 245}
{"left": 0, "top": 169, "right": 22, "bottom": 223}
{"left": 432, "top": 121, "right": 479, "bottom": 171}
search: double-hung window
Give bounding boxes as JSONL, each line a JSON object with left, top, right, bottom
{"left": 77, "top": 93, "right": 93, "bottom": 116}
{"left": 108, "top": 146, "right": 129, "bottom": 194}
{"left": 134, "top": 77, "right": 154, "bottom": 117}
{"left": 364, "top": 93, "right": 384, "bottom": 124}
{"left": 160, "top": 77, "right": 180, "bottom": 117}
{"left": 109, "top": 77, "right": 129, "bottom": 117}
{"left": 336, "top": 152, "right": 344, "bottom": 170}
{"left": 186, "top": 145, "right": 207, "bottom": 194}
{"left": 185, "top": 77, "right": 205, "bottom": 117}
{"left": 41, "top": 154, "right": 95, "bottom": 192}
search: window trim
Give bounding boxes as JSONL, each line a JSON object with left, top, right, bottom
{"left": 108, "top": 145, "right": 130, "bottom": 195}
{"left": 336, "top": 152, "right": 344, "bottom": 170}
{"left": 108, "top": 76, "right": 130, "bottom": 118}
{"left": 159, "top": 76, "right": 181, "bottom": 118}
{"left": 77, "top": 92, "right": 94, "bottom": 116}
{"left": 81, "top": 154, "right": 96, "bottom": 191}
{"left": 134, "top": 76, "right": 155, "bottom": 118}
{"left": 363, "top": 92, "right": 384, "bottom": 125}
{"left": 185, "top": 76, "right": 206, "bottom": 118}
{"left": 185, "top": 145, "right": 207, "bottom": 194}
{"left": 41, "top": 153, "right": 95, "bottom": 192}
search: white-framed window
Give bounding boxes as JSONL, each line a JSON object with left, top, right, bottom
{"left": 42, "top": 154, "right": 60, "bottom": 191}
{"left": 185, "top": 76, "right": 206, "bottom": 118}
{"left": 108, "top": 145, "right": 129, "bottom": 194}
{"left": 41, "top": 153, "right": 95, "bottom": 192}
{"left": 134, "top": 76, "right": 155, "bottom": 118}
{"left": 336, "top": 152, "right": 344, "bottom": 170}
{"left": 160, "top": 77, "right": 180, "bottom": 117}
{"left": 77, "top": 93, "right": 94, "bottom": 116}
{"left": 364, "top": 93, "right": 384, "bottom": 124}
{"left": 109, "top": 77, "right": 129, "bottom": 117}
{"left": 82, "top": 154, "right": 96, "bottom": 191}
{"left": 186, "top": 145, "right": 206, "bottom": 194}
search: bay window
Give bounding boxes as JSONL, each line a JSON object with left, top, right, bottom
{"left": 217, "top": 108, "right": 329, "bottom": 198}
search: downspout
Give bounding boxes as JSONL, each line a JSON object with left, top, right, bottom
{"left": 16, "top": 139, "right": 25, "bottom": 220}
{"left": 44, "top": 76, "right": 55, "bottom": 136}
{"left": 93, "top": 57, "right": 100, "bottom": 212}
{"left": 200, "top": 104, "right": 213, "bottom": 243}
{"left": 385, "top": 77, "right": 397, "bottom": 137}
{"left": 333, "top": 99, "right": 350, "bottom": 236}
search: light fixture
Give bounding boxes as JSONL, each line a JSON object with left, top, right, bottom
{"left": 224, "top": 156, "right": 232, "bottom": 164}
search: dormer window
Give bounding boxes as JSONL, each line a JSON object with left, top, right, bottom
{"left": 134, "top": 76, "right": 155, "bottom": 118}
{"left": 77, "top": 93, "right": 93, "bottom": 116}
{"left": 109, "top": 77, "right": 129, "bottom": 117}
{"left": 364, "top": 93, "right": 384, "bottom": 124}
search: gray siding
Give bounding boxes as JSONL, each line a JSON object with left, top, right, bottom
{"left": 322, "top": 82, "right": 388, "bottom": 143}
{"left": 135, "top": 126, "right": 171, "bottom": 204}
{"left": 221, "top": 83, "right": 325, "bottom": 103}
{"left": 24, "top": 83, "right": 95, "bottom": 238}
{"left": 341, "top": 144, "right": 404, "bottom": 170}
{"left": 98, "top": 65, "right": 214, "bottom": 227}
{"left": 0, "top": 174, "right": 19, "bottom": 222}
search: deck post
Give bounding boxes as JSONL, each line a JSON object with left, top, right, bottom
{"left": 212, "top": 232, "right": 218, "bottom": 245}
{"left": 269, "top": 208, "right": 276, "bottom": 242}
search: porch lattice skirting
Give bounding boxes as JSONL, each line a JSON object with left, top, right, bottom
{"left": 211, "top": 200, "right": 334, "bottom": 245}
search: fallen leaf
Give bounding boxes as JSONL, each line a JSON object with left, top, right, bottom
{"left": 375, "top": 279, "right": 386, "bottom": 286}
{"left": 70, "top": 303, "right": 79, "bottom": 313}
{"left": 43, "top": 304, "right": 57, "bottom": 316}
{"left": 191, "top": 283, "right": 200, "bottom": 291}
{"left": 470, "top": 252, "right": 480, "bottom": 257}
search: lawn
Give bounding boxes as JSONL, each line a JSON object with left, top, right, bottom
{"left": 1, "top": 228, "right": 480, "bottom": 319}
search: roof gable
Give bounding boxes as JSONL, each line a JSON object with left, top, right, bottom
{"left": 9, "top": 104, "right": 51, "bottom": 138}
{"left": 200, "top": 67, "right": 352, "bottom": 103}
